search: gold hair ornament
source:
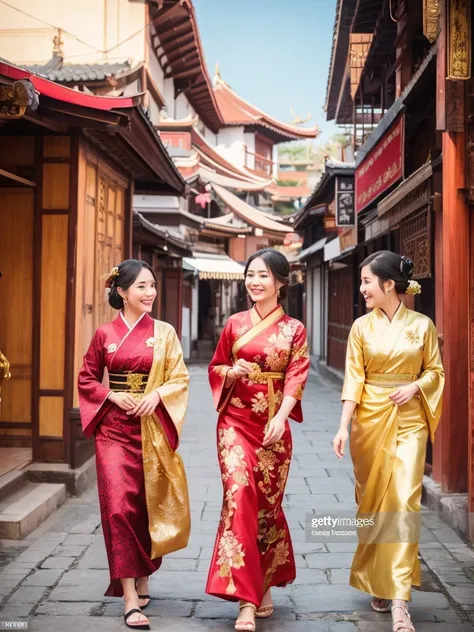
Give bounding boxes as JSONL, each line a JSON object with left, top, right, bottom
{"left": 405, "top": 280, "right": 421, "bottom": 295}
{"left": 103, "top": 266, "right": 119, "bottom": 288}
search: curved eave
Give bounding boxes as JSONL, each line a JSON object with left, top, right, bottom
{"left": 151, "top": 0, "right": 224, "bottom": 133}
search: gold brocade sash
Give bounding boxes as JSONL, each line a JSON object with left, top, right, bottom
{"left": 365, "top": 372, "right": 419, "bottom": 389}
{"left": 247, "top": 370, "right": 285, "bottom": 424}
{"left": 140, "top": 321, "right": 190, "bottom": 559}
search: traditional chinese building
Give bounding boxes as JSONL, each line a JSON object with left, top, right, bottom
{"left": 323, "top": 0, "right": 473, "bottom": 541}
{"left": 0, "top": 61, "right": 184, "bottom": 536}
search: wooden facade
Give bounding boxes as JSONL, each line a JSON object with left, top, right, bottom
{"left": 0, "top": 65, "right": 184, "bottom": 475}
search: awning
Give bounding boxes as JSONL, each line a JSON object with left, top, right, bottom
{"left": 183, "top": 255, "right": 245, "bottom": 280}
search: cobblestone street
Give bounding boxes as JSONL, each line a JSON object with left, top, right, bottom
{"left": 1, "top": 365, "right": 473, "bottom": 631}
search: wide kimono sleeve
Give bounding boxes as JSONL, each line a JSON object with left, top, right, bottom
{"left": 154, "top": 324, "right": 190, "bottom": 449}
{"left": 414, "top": 319, "right": 445, "bottom": 442}
{"left": 208, "top": 317, "right": 236, "bottom": 413}
{"left": 77, "top": 328, "right": 112, "bottom": 438}
{"left": 341, "top": 319, "right": 365, "bottom": 404}
{"left": 283, "top": 321, "right": 310, "bottom": 423}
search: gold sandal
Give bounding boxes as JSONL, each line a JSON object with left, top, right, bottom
{"left": 391, "top": 604, "right": 415, "bottom": 632}
{"left": 235, "top": 601, "right": 256, "bottom": 632}
{"left": 255, "top": 604, "right": 274, "bottom": 619}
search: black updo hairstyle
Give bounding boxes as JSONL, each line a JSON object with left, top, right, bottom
{"left": 360, "top": 250, "right": 414, "bottom": 294}
{"left": 244, "top": 248, "right": 290, "bottom": 303}
{"left": 107, "top": 259, "right": 156, "bottom": 310}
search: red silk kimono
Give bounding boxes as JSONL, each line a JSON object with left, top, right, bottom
{"left": 78, "top": 312, "right": 190, "bottom": 597}
{"left": 206, "top": 304, "right": 309, "bottom": 605}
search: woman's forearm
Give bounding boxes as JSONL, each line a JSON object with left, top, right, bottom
{"left": 224, "top": 369, "right": 236, "bottom": 388}
{"left": 275, "top": 395, "right": 298, "bottom": 420}
{"left": 340, "top": 400, "right": 357, "bottom": 431}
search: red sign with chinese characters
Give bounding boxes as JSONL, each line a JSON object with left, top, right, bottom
{"left": 355, "top": 115, "right": 404, "bottom": 214}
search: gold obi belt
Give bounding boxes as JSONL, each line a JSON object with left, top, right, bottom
{"left": 109, "top": 372, "right": 148, "bottom": 394}
{"left": 365, "top": 372, "right": 419, "bottom": 389}
{"left": 247, "top": 370, "right": 285, "bottom": 423}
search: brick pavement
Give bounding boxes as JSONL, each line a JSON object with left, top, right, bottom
{"left": 0, "top": 365, "right": 473, "bottom": 631}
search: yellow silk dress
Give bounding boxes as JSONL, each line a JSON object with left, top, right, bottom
{"left": 341, "top": 301, "right": 444, "bottom": 601}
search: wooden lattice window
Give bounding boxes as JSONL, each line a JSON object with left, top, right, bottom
{"left": 400, "top": 208, "right": 431, "bottom": 279}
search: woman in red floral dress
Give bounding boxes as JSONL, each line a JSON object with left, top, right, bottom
{"left": 206, "top": 248, "right": 310, "bottom": 631}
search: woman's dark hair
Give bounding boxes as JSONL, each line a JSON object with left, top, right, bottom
{"left": 360, "top": 250, "right": 414, "bottom": 294}
{"left": 107, "top": 259, "right": 156, "bottom": 310}
{"left": 244, "top": 248, "right": 290, "bottom": 303}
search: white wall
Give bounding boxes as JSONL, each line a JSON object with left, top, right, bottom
{"left": 175, "top": 92, "right": 195, "bottom": 120}
{"left": 0, "top": 0, "right": 146, "bottom": 65}
{"left": 217, "top": 127, "right": 246, "bottom": 167}
{"left": 243, "top": 132, "right": 255, "bottom": 169}
{"left": 134, "top": 194, "right": 180, "bottom": 211}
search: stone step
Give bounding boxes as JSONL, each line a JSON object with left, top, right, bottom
{"left": 0, "top": 481, "right": 67, "bottom": 539}
{"left": 0, "top": 468, "right": 28, "bottom": 501}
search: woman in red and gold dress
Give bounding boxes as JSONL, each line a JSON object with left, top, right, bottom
{"left": 206, "top": 248, "right": 310, "bottom": 632}
{"left": 78, "top": 259, "right": 190, "bottom": 630}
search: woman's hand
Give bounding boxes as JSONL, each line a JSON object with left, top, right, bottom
{"left": 262, "top": 415, "right": 286, "bottom": 447}
{"left": 127, "top": 390, "right": 161, "bottom": 418}
{"left": 389, "top": 383, "right": 420, "bottom": 405}
{"left": 229, "top": 359, "right": 254, "bottom": 380}
{"left": 333, "top": 428, "right": 349, "bottom": 459}
{"left": 108, "top": 391, "right": 136, "bottom": 411}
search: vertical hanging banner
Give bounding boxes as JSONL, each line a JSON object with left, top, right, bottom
{"left": 335, "top": 177, "right": 355, "bottom": 227}
{"left": 355, "top": 115, "right": 405, "bottom": 214}
{"left": 447, "top": 0, "right": 471, "bottom": 80}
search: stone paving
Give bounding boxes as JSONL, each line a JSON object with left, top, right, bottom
{"left": 0, "top": 365, "right": 473, "bottom": 631}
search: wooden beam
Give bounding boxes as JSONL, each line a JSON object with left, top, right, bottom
{"left": 153, "top": 1, "right": 183, "bottom": 25}
{"left": 442, "top": 130, "right": 469, "bottom": 494}
{"left": 0, "top": 167, "right": 35, "bottom": 187}
{"left": 165, "top": 64, "right": 200, "bottom": 81}
{"left": 160, "top": 38, "right": 196, "bottom": 67}
{"left": 154, "top": 19, "right": 191, "bottom": 48}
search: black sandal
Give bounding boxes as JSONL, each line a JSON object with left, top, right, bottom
{"left": 124, "top": 608, "right": 150, "bottom": 630}
{"left": 138, "top": 594, "right": 151, "bottom": 610}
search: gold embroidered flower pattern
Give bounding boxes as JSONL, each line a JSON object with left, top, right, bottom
{"left": 107, "top": 343, "right": 117, "bottom": 353}
{"left": 216, "top": 426, "right": 250, "bottom": 594}
{"left": 256, "top": 443, "right": 290, "bottom": 506}
{"left": 251, "top": 391, "right": 269, "bottom": 414}
{"left": 230, "top": 397, "right": 245, "bottom": 409}
{"left": 293, "top": 384, "right": 304, "bottom": 400}
{"left": 291, "top": 341, "right": 308, "bottom": 362}
{"left": 145, "top": 338, "right": 159, "bottom": 347}
{"left": 405, "top": 329, "right": 420, "bottom": 344}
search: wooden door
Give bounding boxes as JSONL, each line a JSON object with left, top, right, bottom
{"left": 0, "top": 189, "right": 33, "bottom": 443}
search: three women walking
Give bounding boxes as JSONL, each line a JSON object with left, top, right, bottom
{"left": 78, "top": 248, "right": 444, "bottom": 632}
{"left": 78, "top": 259, "right": 190, "bottom": 630}
{"left": 333, "top": 251, "right": 444, "bottom": 632}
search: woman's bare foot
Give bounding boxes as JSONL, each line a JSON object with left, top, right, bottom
{"left": 235, "top": 601, "right": 256, "bottom": 631}
{"left": 136, "top": 577, "right": 150, "bottom": 609}
{"left": 124, "top": 596, "right": 149, "bottom": 628}
{"left": 256, "top": 588, "right": 274, "bottom": 618}
{"left": 391, "top": 600, "right": 415, "bottom": 631}
{"left": 370, "top": 597, "right": 391, "bottom": 612}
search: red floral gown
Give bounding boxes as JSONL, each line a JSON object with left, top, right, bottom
{"left": 206, "top": 304, "right": 309, "bottom": 605}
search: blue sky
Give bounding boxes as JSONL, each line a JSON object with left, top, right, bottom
{"left": 193, "top": 0, "right": 339, "bottom": 142}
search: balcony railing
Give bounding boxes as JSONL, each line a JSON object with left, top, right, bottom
{"left": 244, "top": 148, "right": 274, "bottom": 176}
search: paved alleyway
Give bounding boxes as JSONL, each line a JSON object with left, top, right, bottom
{"left": 0, "top": 366, "right": 473, "bottom": 631}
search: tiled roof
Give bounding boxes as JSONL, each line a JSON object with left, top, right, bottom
{"left": 23, "top": 60, "right": 134, "bottom": 83}
{"left": 214, "top": 75, "right": 319, "bottom": 142}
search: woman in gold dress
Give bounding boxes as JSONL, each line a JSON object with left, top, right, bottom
{"left": 332, "top": 251, "right": 444, "bottom": 632}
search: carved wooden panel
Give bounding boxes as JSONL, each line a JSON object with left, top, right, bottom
{"left": 400, "top": 208, "right": 431, "bottom": 279}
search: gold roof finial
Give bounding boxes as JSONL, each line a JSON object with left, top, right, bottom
{"left": 290, "top": 107, "right": 312, "bottom": 125}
